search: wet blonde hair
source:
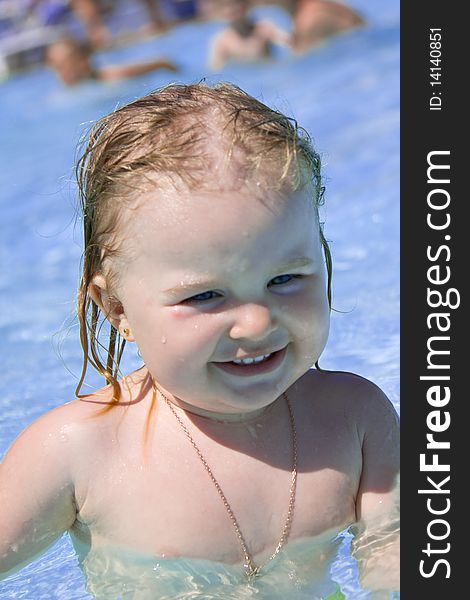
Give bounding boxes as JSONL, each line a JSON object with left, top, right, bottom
{"left": 75, "top": 81, "right": 332, "bottom": 404}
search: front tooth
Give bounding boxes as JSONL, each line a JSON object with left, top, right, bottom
{"left": 233, "top": 354, "right": 271, "bottom": 365}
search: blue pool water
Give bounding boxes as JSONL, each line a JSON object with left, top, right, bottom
{"left": 0, "top": 0, "right": 399, "bottom": 597}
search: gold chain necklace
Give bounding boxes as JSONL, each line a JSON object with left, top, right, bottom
{"left": 158, "top": 387, "right": 298, "bottom": 581}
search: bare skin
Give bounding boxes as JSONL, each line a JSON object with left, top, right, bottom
{"left": 46, "top": 38, "right": 178, "bottom": 86}
{"left": 291, "top": 0, "right": 365, "bottom": 51}
{"left": 0, "top": 370, "right": 398, "bottom": 586}
{"left": 209, "top": 20, "right": 290, "bottom": 70}
{"left": 0, "top": 183, "right": 399, "bottom": 594}
{"left": 252, "top": 0, "right": 365, "bottom": 52}
{"left": 208, "top": 0, "right": 290, "bottom": 70}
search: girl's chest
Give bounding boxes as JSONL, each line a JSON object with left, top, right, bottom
{"left": 74, "top": 424, "right": 360, "bottom": 563}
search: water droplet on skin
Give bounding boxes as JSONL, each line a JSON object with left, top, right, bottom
{"left": 161, "top": 336, "right": 167, "bottom": 344}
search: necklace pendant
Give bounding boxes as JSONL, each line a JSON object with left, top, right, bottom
{"left": 243, "top": 562, "right": 261, "bottom": 580}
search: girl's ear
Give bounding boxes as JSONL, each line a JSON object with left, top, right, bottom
{"left": 88, "top": 274, "right": 135, "bottom": 342}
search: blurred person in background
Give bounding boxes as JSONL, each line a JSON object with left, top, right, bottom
{"left": 26, "top": 1, "right": 191, "bottom": 49}
{"left": 251, "top": 0, "right": 364, "bottom": 52}
{"left": 27, "top": 0, "right": 112, "bottom": 48}
{"left": 208, "top": 0, "right": 290, "bottom": 70}
{"left": 46, "top": 35, "right": 178, "bottom": 85}
{"left": 140, "top": 0, "right": 166, "bottom": 33}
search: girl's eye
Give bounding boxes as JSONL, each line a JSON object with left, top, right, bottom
{"left": 184, "top": 290, "right": 221, "bottom": 304}
{"left": 269, "top": 274, "right": 302, "bottom": 286}
{"left": 181, "top": 276, "right": 304, "bottom": 303}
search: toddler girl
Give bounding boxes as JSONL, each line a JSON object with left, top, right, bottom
{"left": 0, "top": 82, "right": 399, "bottom": 598}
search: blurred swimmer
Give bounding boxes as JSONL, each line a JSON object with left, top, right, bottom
{"left": 46, "top": 37, "right": 178, "bottom": 85}
{"left": 28, "top": 0, "right": 112, "bottom": 49}
{"left": 253, "top": 0, "right": 365, "bottom": 52}
{"left": 208, "top": 0, "right": 290, "bottom": 70}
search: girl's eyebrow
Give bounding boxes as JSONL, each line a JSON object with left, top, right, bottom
{"left": 274, "top": 256, "right": 314, "bottom": 272}
{"left": 162, "top": 257, "right": 314, "bottom": 297}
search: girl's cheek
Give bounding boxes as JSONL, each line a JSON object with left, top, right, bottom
{"left": 169, "top": 305, "right": 221, "bottom": 325}
{"left": 282, "top": 290, "right": 323, "bottom": 315}
{"left": 167, "top": 306, "right": 224, "bottom": 344}
{"left": 169, "top": 305, "right": 195, "bottom": 319}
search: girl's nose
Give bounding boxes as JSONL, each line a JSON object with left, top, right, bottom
{"left": 229, "top": 303, "right": 277, "bottom": 341}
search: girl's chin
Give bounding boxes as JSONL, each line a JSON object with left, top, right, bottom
{"left": 173, "top": 395, "right": 281, "bottom": 423}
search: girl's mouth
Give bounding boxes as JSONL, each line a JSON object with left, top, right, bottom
{"left": 212, "top": 347, "right": 287, "bottom": 377}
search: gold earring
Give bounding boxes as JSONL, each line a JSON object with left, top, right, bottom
{"left": 123, "top": 328, "right": 130, "bottom": 336}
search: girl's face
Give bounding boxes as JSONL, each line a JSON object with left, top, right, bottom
{"left": 112, "top": 181, "right": 330, "bottom": 417}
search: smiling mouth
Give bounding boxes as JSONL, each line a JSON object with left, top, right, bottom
{"left": 232, "top": 353, "right": 273, "bottom": 365}
{"left": 212, "top": 347, "right": 287, "bottom": 376}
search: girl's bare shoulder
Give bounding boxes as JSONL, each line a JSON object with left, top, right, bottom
{"left": 7, "top": 383, "right": 137, "bottom": 463}
{"left": 290, "top": 368, "right": 398, "bottom": 433}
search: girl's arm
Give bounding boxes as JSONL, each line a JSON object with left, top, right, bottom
{"left": 353, "top": 384, "right": 400, "bottom": 595}
{"left": 0, "top": 408, "right": 78, "bottom": 578}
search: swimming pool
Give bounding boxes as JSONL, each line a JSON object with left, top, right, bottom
{"left": 0, "top": 1, "right": 399, "bottom": 597}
